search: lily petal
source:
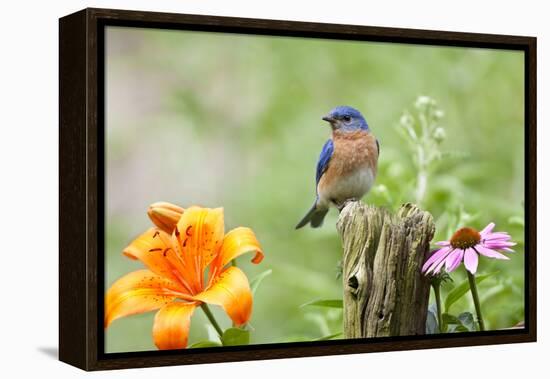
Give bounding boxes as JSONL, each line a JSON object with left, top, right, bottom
{"left": 464, "top": 248, "right": 479, "bottom": 274}
{"left": 173, "top": 206, "right": 225, "bottom": 291}
{"left": 123, "top": 228, "right": 186, "bottom": 286}
{"left": 194, "top": 266, "right": 252, "bottom": 326}
{"left": 153, "top": 302, "right": 197, "bottom": 350}
{"left": 216, "top": 227, "right": 264, "bottom": 270}
{"left": 105, "top": 269, "right": 187, "bottom": 328}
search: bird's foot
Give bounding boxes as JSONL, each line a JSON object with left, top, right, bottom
{"left": 337, "top": 198, "right": 358, "bottom": 213}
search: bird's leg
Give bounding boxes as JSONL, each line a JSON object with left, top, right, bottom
{"left": 337, "top": 198, "right": 358, "bottom": 213}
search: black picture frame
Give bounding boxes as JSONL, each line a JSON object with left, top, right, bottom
{"left": 59, "top": 7, "right": 537, "bottom": 371}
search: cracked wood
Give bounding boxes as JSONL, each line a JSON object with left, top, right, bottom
{"left": 337, "top": 202, "right": 434, "bottom": 338}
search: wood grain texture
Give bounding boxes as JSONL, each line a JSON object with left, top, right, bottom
{"left": 525, "top": 38, "right": 537, "bottom": 340}
{"left": 59, "top": 9, "right": 88, "bottom": 369}
{"left": 58, "top": 7, "right": 537, "bottom": 371}
{"left": 88, "top": 7, "right": 533, "bottom": 49}
{"left": 337, "top": 202, "right": 433, "bottom": 338}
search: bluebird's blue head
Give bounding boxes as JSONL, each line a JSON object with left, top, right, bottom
{"left": 322, "top": 106, "right": 368, "bottom": 131}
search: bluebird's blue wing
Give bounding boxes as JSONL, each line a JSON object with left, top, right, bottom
{"left": 316, "top": 139, "right": 334, "bottom": 185}
{"left": 296, "top": 139, "right": 333, "bottom": 229}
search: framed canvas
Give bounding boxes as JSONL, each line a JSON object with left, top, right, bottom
{"left": 59, "top": 8, "right": 537, "bottom": 371}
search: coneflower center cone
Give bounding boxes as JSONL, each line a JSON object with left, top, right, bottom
{"left": 450, "top": 227, "right": 481, "bottom": 249}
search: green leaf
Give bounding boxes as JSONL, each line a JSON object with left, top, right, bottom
{"left": 300, "top": 299, "right": 343, "bottom": 308}
{"left": 250, "top": 269, "right": 272, "bottom": 295}
{"left": 221, "top": 327, "right": 250, "bottom": 346}
{"left": 281, "top": 336, "right": 311, "bottom": 343}
{"left": 442, "top": 313, "right": 460, "bottom": 325}
{"left": 442, "top": 311, "right": 475, "bottom": 333}
{"left": 444, "top": 272, "right": 497, "bottom": 312}
{"left": 448, "top": 324, "right": 469, "bottom": 333}
{"left": 314, "top": 332, "right": 343, "bottom": 341}
{"left": 188, "top": 340, "right": 222, "bottom": 348}
{"left": 458, "top": 312, "right": 475, "bottom": 331}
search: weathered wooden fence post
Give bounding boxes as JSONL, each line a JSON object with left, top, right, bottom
{"left": 336, "top": 201, "right": 435, "bottom": 338}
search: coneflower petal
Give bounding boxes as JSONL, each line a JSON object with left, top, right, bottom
{"left": 445, "top": 249, "right": 463, "bottom": 272}
{"left": 480, "top": 223, "right": 495, "bottom": 236}
{"left": 476, "top": 245, "right": 510, "bottom": 260}
{"left": 464, "top": 248, "right": 479, "bottom": 274}
{"left": 422, "top": 247, "right": 452, "bottom": 273}
{"left": 447, "top": 249, "right": 465, "bottom": 272}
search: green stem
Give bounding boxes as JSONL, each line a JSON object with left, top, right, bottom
{"left": 466, "top": 271, "right": 486, "bottom": 331}
{"left": 433, "top": 282, "right": 443, "bottom": 333}
{"left": 200, "top": 303, "right": 223, "bottom": 338}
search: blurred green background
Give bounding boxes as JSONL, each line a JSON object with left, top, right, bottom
{"left": 104, "top": 26, "right": 525, "bottom": 353}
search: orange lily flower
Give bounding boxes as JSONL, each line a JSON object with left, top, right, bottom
{"left": 105, "top": 204, "right": 264, "bottom": 350}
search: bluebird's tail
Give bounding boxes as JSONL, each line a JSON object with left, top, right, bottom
{"left": 295, "top": 202, "right": 329, "bottom": 229}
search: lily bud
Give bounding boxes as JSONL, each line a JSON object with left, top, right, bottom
{"left": 147, "top": 202, "right": 184, "bottom": 234}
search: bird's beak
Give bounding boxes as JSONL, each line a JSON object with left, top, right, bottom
{"left": 322, "top": 115, "right": 335, "bottom": 123}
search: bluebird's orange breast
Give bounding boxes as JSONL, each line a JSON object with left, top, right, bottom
{"left": 317, "top": 129, "right": 378, "bottom": 207}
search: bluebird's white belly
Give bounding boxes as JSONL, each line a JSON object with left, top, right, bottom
{"left": 319, "top": 166, "right": 375, "bottom": 208}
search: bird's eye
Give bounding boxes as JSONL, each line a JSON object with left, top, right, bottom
{"left": 343, "top": 115, "right": 351, "bottom": 122}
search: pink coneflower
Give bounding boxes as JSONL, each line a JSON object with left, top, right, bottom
{"left": 422, "top": 222, "right": 515, "bottom": 275}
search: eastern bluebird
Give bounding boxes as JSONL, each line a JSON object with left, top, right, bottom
{"left": 296, "top": 106, "right": 379, "bottom": 229}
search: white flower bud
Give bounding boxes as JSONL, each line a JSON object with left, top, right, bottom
{"left": 415, "top": 95, "right": 432, "bottom": 109}
{"left": 374, "top": 184, "right": 388, "bottom": 194}
{"left": 433, "top": 127, "right": 446, "bottom": 143}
